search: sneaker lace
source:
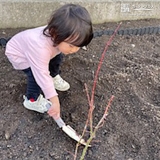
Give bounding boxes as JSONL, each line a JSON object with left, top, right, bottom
{"left": 56, "top": 77, "right": 65, "bottom": 84}
{"left": 37, "top": 95, "right": 50, "bottom": 109}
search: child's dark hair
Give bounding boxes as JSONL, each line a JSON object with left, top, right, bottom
{"left": 43, "top": 4, "right": 93, "bottom": 47}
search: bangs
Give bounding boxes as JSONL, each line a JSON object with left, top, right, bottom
{"left": 64, "top": 25, "right": 93, "bottom": 47}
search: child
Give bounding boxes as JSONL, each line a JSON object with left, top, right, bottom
{"left": 5, "top": 4, "right": 93, "bottom": 120}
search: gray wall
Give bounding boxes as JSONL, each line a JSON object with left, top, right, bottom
{"left": 0, "top": 0, "right": 160, "bottom": 28}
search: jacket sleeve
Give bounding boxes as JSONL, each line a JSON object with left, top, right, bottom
{"left": 25, "top": 47, "right": 58, "bottom": 99}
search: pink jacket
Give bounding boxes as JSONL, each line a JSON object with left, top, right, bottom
{"left": 5, "top": 26, "right": 60, "bottom": 99}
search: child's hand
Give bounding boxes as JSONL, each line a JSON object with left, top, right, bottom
{"left": 48, "top": 96, "right": 60, "bottom": 120}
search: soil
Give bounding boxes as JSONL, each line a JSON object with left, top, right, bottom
{"left": 0, "top": 19, "right": 160, "bottom": 160}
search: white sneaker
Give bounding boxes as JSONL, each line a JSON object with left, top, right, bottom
{"left": 53, "top": 75, "right": 70, "bottom": 91}
{"left": 23, "top": 94, "right": 52, "bottom": 113}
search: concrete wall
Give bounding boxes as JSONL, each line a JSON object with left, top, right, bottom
{"left": 0, "top": 0, "right": 160, "bottom": 28}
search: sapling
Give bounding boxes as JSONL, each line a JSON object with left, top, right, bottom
{"left": 74, "top": 23, "right": 122, "bottom": 160}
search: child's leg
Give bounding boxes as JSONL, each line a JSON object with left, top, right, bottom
{"left": 49, "top": 53, "right": 63, "bottom": 77}
{"left": 49, "top": 53, "right": 70, "bottom": 91}
{"left": 22, "top": 68, "right": 51, "bottom": 113}
{"left": 22, "top": 68, "right": 41, "bottom": 100}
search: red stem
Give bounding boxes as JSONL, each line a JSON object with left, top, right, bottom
{"left": 90, "top": 23, "right": 121, "bottom": 105}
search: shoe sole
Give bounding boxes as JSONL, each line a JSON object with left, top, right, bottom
{"left": 23, "top": 102, "right": 46, "bottom": 113}
{"left": 55, "top": 85, "right": 70, "bottom": 91}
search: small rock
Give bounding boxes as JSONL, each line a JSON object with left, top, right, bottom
{"left": 28, "top": 145, "right": 33, "bottom": 149}
{"left": 2, "top": 31, "right": 6, "bottom": 34}
{"left": 54, "top": 155, "right": 60, "bottom": 159}
{"left": 71, "top": 112, "right": 77, "bottom": 121}
{"left": 103, "top": 130, "right": 107, "bottom": 135}
{"left": 36, "top": 146, "right": 39, "bottom": 150}
{"left": 127, "top": 78, "right": 130, "bottom": 82}
{"left": 28, "top": 135, "right": 32, "bottom": 139}
{"left": 5, "top": 131, "right": 10, "bottom": 140}
{"left": 131, "top": 144, "right": 135, "bottom": 148}
{"left": 49, "top": 152, "right": 56, "bottom": 157}
{"left": 23, "top": 152, "right": 27, "bottom": 157}
{"left": 7, "top": 144, "right": 12, "bottom": 148}
{"left": 131, "top": 44, "right": 135, "bottom": 47}
{"left": 82, "top": 46, "right": 87, "bottom": 50}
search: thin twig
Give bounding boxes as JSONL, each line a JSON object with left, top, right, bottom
{"left": 88, "top": 23, "right": 121, "bottom": 135}
{"left": 91, "top": 22, "right": 122, "bottom": 104}
{"left": 95, "top": 95, "right": 114, "bottom": 130}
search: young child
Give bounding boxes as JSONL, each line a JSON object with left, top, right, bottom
{"left": 5, "top": 4, "right": 93, "bottom": 120}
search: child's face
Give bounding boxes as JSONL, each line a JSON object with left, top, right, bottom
{"left": 57, "top": 42, "right": 80, "bottom": 55}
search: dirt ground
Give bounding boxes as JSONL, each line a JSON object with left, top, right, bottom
{"left": 0, "top": 19, "right": 160, "bottom": 160}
